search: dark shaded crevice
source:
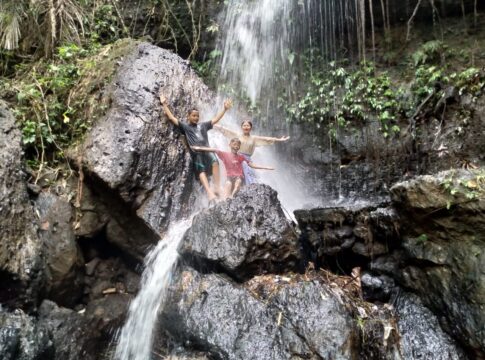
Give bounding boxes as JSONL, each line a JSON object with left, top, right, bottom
{"left": 77, "top": 226, "right": 141, "bottom": 273}
{"left": 179, "top": 251, "right": 304, "bottom": 284}
{"left": 0, "top": 271, "right": 26, "bottom": 309}
{"left": 80, "top": 167, "right": 160, "bottom": 261}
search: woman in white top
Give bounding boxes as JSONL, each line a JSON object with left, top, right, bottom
{"left": 215, "top": 120, "right": 289, "bottom": 184}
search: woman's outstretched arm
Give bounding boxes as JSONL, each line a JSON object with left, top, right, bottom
{"left": 214, "top": 124, "right": 238, "bottom": 138}
{"left": 253, "top": 135, "right": 290, "bottom": 146}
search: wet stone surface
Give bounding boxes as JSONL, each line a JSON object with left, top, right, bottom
{"left": 0, "top": 100, "right": 46, "bottom": 308}
{"left": 77, "top": 41, "right": 215, "bottom": 259}
{"left": 161, "top": 267, "right": 360, "bottom": 360}
{"left": 179, "top": 184, "right": 302, "bottom": 280}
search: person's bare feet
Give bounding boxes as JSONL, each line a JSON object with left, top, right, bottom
{"left": 213, "top": 188, "right": 223, "bottom": 199}
{"left": 207, "top": 188, "right": 219, "bottom": 204}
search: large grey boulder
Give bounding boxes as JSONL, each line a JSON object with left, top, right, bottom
{"left": 389, "top": 169, "right": 485, "bottom": 356}
{"left": 76, "top": 41, "right": 214, "bottom": 260}
{"left": 34, "top": 192, "right": 84, "bottom": 307}
{"left": 0, "top": 100, "right": 45, "bottom": 307}
{"left": 161, "top": 267, "right": 361, "bottom": 360}
{"left": 179, "top": 184, "right": 301, "bottom": 279}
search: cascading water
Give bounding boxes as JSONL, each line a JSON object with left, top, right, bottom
{"left": 114, "top": 1, "right": 363, "bottom": 358}
{"left": 216, "top": 0, "right": 358, "bottom": 108}
{"left": 210, "top": 0, "right": 315, "bottom": 212}
{"left": 217, "top": 0, "right": 293, "bottom": 105}
{"left": 113, "top": 218, "right": 192, "bottom": 360}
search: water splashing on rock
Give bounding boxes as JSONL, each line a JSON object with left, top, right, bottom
{"left": 113, "top": 219, "right": 192, "bottom": 360}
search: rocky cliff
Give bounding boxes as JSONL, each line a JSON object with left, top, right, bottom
{"left": 0, "top": 40, "right": 483, "bottom": 359}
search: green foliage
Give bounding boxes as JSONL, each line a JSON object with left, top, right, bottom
{"left": 412, "top": 65, "right": 446, "bottom": 101}
{"left": 411, "top": 65, "right": 484, "bottom": 110}
{"left": 411, "top": 40, "right": 446, "bottom": 67}
{"left": 0, "top": 0, "right": 85, "bottom": 57}
{"left": 2, "top": 41, "right": 117, "bottom": 170}
{"left": 88, "top": 4, "right": 124, "bottom": 44}
{"left": 11, "top": 51, "right": 78, "bottom": 166}
{"left": 285, "top": 61, "right": 404, "bottom": 138}
{"left": 416, "top": 234, "right": 428, "bottom": 245}
{"left": 191, "top": 49, "right": 222, "bottom": 86}
{"left": 441, "top": 169, "right": 485, "bottom": 209}
{"left": 455, "top": 67, "right": 483, "bottom": 95}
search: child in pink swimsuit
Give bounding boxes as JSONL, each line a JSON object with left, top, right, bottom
{"left": 192, "top": 138, "right": 274, "bottom": 199}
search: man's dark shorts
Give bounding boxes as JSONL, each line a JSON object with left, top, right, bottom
{"left": 193, "top": 152, "right": 218, "bottom": 177}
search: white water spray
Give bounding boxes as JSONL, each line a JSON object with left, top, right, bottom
{"left": 213, "top": 0, "right": 316, "bottom": 213}
{"left": 113, "top": 219, "right": 192, "bottom": 360}
{"left": 217, "top": 0, "right": 292, "bottom": 104}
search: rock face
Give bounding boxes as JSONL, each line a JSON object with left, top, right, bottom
{"left": 0, "top": 100, "right": 45, "bottom": 307}
{"left": 161, "top": 267, "right": 360, "bottom": 360}
{"left": 34, "top": 193, "right": 84, "bottom": 307}
{"left": 389, "top": 169, "right": 485, "bottom": 356}
{"left": 395, "top": 292, "right": 467, "bottom": 360}
{"left": 295, "top": 203, "right": 399, "bottom": 270}
{"left": 179, "top": 184, "right": 301, "bottom": 279}
{"left": 294, "top": 170, "right": 479, "bottom": 357}
{"left": 38, "top": 297, "right": 131, "bottom": 360}
{"left": 77, "top": 41, "right": 215, "bottom": 260}
{"left": 0, "top": 307, "right": 53, "bottom": 360}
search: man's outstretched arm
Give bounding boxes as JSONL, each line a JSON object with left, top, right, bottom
{"left": 210, "top": 99, "right": 233, "bottom": 125}
{"left": 159, "top": 93, "right": 179, "bottom": 126}
{"left": 191, "top": 145, "right": 219, "bottom": 152}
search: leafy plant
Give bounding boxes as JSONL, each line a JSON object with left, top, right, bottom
{"left": 285, "top": 61, "right": 404, "bottom": 138}
{"left": 0, "top": 0, "right": 85, "bottom": 57}
{"left": 441, "top": 169, "right": 485, "bottom": 209}
{"left": 416, "top": 234, "right": 428, "bottom": 245}
{"left": 411, "top": 40, "right": 446, "bottom": 67}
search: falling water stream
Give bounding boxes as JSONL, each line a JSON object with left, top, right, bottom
{"left": 210, "top": 0, "right": 361, "bottom": 212}
{"left": 113, "top": 219, "right": 192, "bottom": 360}
{"left": 114, "top": 1, "right": 362, "bottom": 358}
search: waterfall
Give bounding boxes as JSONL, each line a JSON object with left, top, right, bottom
{"left": 210, "top": 0, "right": 361, "bottom": 211}
{"left": 113, "top": 219, "right": 192, "bottom": 360}
{"left": 216, "top": 0, "right": 293, "bottom": 105}
{"left": 113, "top": 2, "right": 363, "bottom": 358}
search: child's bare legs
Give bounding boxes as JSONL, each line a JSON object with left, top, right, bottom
{"left": 231, "top": 177, "right": 242, "bottom": 197}
{"left": 223, "top": 180, "right": 233, "bottom": 199}
{"left": 211, "top": 162, "right": 222, "bottom": 198}
{"left": 199, "top": 172, "right": 217, "bottom": 201}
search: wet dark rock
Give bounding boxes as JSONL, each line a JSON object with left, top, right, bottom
{"left": 34, "top": 192, "right": 84, "bottom": 307}
{"left": 370, "top": 250, "right": 408, "bottom": 275}
{"left": 395, "top": 292, "right": 467, "bottom": 360}
{"left": 0, "top": 307, "right": 53, "bottom": 360}
{"left": 361, "top": 272, "right": 396, "bottom": 302}
{"left": 295, "top": 204, "right": 399, "bottom": 266}
{"left": 73, "top": 182, "right": 109, "bottom": 239}
{"left": 179, "top": 184, "right": 301, "bottom": 280}
{"left": 76, "top": 41, "right": 214, "bottom": 260}
{"left": 352, "top": 241, "right": 388, "bottom": 257}
{"left": 38, "top": 295, "right": 131, "bottom": 360}
{"left": 161, "top": 267, "right": 360, "bottom": 360}
{"left": 26, "top": 183, "right": 42, "bottom": 196}
{"left": 389, "top": 169, "right": 485, "bottom": 355}
{"left": 0, "top": 100, "right": 46, "bottom": 308}
{"left": 83, "top": 257, "right": 140, "bottom": 302}
{"left": 85, "top": 258, "right": 101, "bottom": 276}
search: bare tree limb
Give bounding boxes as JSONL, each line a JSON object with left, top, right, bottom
{"left": 406, "top": 0, "right": 422, "bottom": 42}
